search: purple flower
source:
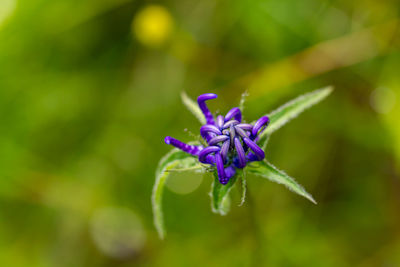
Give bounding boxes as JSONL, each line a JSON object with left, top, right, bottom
{"left": 165, "top": 94, "right": 269, "bottom": 185}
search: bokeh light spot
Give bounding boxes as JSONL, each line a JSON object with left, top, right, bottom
{"left": 132, "top": 5, "right": 174, "bottom": 47}
{"left": 90, "top": 207, "right": 146, "bottom": 259}
{"left": 0, "top": 0, "right": 16, "bottom": 26}
{"left": 166, "top": 172, "right": 203, "bottom": 195}
{"left": 370, "top": 87, "right": 396, "bottom": 114}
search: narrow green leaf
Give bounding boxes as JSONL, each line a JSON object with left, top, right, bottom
{"left": 152, "top": 149, "right": 200, "bottom": 239}
{"left": 247, "top": 160, "right": 317, "bottom": 204}
{"left": 210, "top": 172, "right": 237, "bottom": 215}
{"left": 239, "top": 170, "right": 247, "bottom": 206}
{"left": 181, "top": 91, "right": 206, "bottom": 125}
{"left": 165, "top": 164, "right": 203, "bottom": 172}
{"left": 258, "top": 86, "right": 333, "bottom": 146}
{"left": 261, "top": 135, "right": 270, "bottom": 151}
{"left": 239, "top": 90, "right": 249, "bottom": 113}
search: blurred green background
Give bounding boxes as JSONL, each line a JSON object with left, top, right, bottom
{"left": 0, "top": 0, "right": 399, "bottom": 266}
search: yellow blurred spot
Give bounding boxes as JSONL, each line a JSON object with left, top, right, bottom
{"left": 378, "top": 84, "right": 400, "bottom": 166}
{"left": 133, "top": 5, "right": 174, "bottom": 47}
{"left": 0, "top": 0, "right": 16, "bottom": 26}
{"left": 370, "top": 87, "right": 396, "bottom": 114}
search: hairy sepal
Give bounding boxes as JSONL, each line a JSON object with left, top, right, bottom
{"left": 210, "top": 172, "right": 237, "bottom": 215}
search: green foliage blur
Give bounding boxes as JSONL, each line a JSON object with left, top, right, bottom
{"left": 0, "top": 0, "right": 399, "bottom": 266}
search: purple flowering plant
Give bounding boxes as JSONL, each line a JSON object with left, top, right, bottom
{"left": 153, "top": 87, "right": 332, "bottom": 238}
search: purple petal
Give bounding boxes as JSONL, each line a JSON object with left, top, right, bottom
{"left": 237, "top": 123, "right": 253, "bottom": 131}
{"left": 219, "top": 165, "right": 236, "bottom": 184}
{"left": 219, "top": 178, "right": 229, "bottom": 185}
{"left": 225, "top": 107, "right": 242, "bottom": 122}
{"left": 224, "top": 165, "right": 236, "bottom": 179}
{"left": 198, "top": 146, "right": 220, "bottom": 163}
{"left": 235, "top": 126, "right": 249, "bottom": 139}
{"left": 229, "top": 124, "right": 236, "bottom": 145}
{"left": 215, "top": 152, "right": 227, "bottom": 184}
{"left": 216, "top": 115, "right": 224, "bottom": 129}
{"left": 251, "top": 116, "right": 270, "bottom": 138}
{"left": 246, "top": 152, "right": 258, "bottom": 162}
{"left": 234, "top": 137, "right": 246, "bottom": 168}
{"left": 223, "top": 120, "right": 239, "bottom": 129}
{"left": 164, "top": 136, "right": 203, "bottom": 155}
{"left": 208, "top": 135, "right": 229, "bottom": 145}
{"left": 197, "top": 94, "right": 217, "bottom": 125}
{"left": 220, "top": 139, "right": 230, "bottom": 162}
{"left": 243, "top": 137, "right": 265, "bottom": 160}
{"left": 200, "top": 124, "right": 222, "bottom": 141}
{"left": 205, "top": 154, "right": 215, "bottom": 164}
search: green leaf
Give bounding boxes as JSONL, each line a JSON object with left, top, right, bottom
{"left": 165, "top": 164, "right": 203, "bottom": 172}
{"left": 181, "top": 91, "right": 206, "bottom": 125}
{"left": 239, "top": 170, "right": 247, "bottom": 206}
{"left": 239, "top": 90, "right": 249, "bottom": 113}
{"left": 261, "top": 135, "right": 270, "bottom": 151}
{"left": 247, "top": 160, "right": 317, "bottom": 204}
{"left": 257, "top": 86, "right": 333, "bottom": 146}
{"left": 152, "top": 149, "right": 201, "bottom": 239}
{"left": 210, "top": 172, "right": 237, "bottom": 215}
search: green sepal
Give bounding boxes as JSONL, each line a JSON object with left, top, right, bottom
{"left": 210, "top": 172, "right": 237, "bottom": 215}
